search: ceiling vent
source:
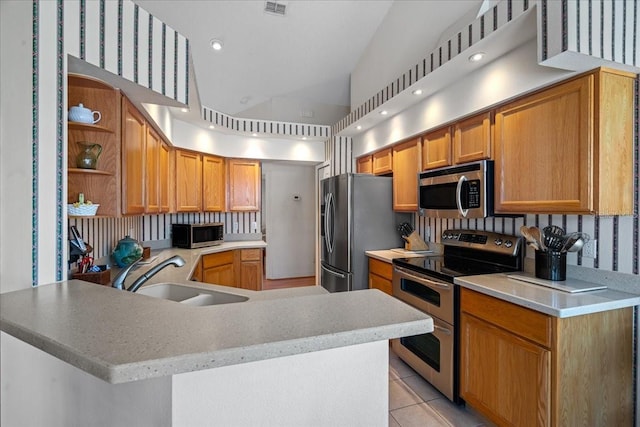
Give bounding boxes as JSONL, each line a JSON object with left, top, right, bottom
{"left": 264, "top": 1, "right": 287, "bottom": 16}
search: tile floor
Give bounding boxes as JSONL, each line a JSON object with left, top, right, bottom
{"left": 388, "top": 348, "right": 493, "bottom": 427}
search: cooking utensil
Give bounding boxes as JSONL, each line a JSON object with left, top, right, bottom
{"left": 566, "top": 232, "right": 590, "bottom": 252}
{"left": 519, "top": 225, "right": 540, "bottom": 251}
{"left": 528, "top": 227, "right": 546, "bottom": 251}
{"left": 543, "top": 225, "right": 565, "bottom": 252}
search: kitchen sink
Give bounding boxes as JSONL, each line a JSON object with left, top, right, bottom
{"left": 136, "top": 283, "right": 248, "bottom": 306}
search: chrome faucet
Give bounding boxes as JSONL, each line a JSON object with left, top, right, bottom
{"left": 111, "top": 255, "right": 186, "bottom": 292}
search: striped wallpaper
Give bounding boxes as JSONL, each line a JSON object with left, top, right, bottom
{"left": 202, "top": 106, "right": 330, "bottom": 139}
{"left": 63, "top": 0, "right": 189, "bottom": 105}
{"left": 69, "top": 212, "right": 261, "bottom": 262}
{"left": 325, "top": 136, "right": 353, "bottom": 177}
{"left": 541, "top": 0, "right": 640, "bottom": 66}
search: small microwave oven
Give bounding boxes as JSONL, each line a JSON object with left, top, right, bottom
{"left": 171, "top": 223, "right": 224, "bottom": 249}
{"left": 418, "top": 160, "right": 494, "bottom": 219}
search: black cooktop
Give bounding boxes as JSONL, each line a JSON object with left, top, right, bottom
{"left": 392, "top": 229, "right": 524, "bottom": 282}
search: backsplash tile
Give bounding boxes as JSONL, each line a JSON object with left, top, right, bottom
{"left": 69, "top": 212, "right": 261, "bottom": 261}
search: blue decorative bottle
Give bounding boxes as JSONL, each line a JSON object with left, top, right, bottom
{"left": 112, "top": 235, "right": 143, "bottom": 268}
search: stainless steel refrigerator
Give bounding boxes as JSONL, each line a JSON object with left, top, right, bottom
{"left": 320, "top": 173, "right": 410, "bottom": 292}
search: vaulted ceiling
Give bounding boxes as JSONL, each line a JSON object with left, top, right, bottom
{"left": 134, "top": 0, "right": 485, "bottom": 126}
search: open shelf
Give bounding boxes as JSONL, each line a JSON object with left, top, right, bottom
{"left": 68, "top": 122, "right": 114, "bottom": 133}
{"left": 68, "top": 168, "right": 114, "bottom": 176}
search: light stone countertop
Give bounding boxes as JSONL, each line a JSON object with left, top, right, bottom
{"left": 365, "top": 248, "right": 437, "bottom": 263}
{"left": 455, "top": 272, "right": 640, "bottom": 318}
{"left": 0, "top": 241, "right": 433, "bottom": 384}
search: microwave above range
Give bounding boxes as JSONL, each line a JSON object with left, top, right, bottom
{"left": 171, "top": 223, "right": 224, "bottom": 249}
{"left": 418, "top": 160, "right": 493, "bottom": 219}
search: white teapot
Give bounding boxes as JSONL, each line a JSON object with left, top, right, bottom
{"left": 69, "top": 103, "right": 101, "bottom": 124}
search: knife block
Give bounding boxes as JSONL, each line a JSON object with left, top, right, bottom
{"left": 403, "top": 231, "right": 430, "bottom": 251}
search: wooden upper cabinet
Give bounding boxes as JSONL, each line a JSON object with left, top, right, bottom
{"left": 158, "top": 142, "right": 172, "bottom": 213}
{"left": 202, "top": 154, "right": 226, "bottom": 212}
{"left": 372, "top": 148, "right": 393, "bottom": 175}
{"left": 121, "top": 97, "right": 146, "bottom": 215}
{"left": 227, "top": 158, "right": 261, "bottom": 211}
{"left": 494, "top": 68, "right": 635, "bottom": 215}
{"left": 175, "top": 149, "right": 202, "bottom": 212}
{"left": 453, "top": 111, "right": 491, "bottom": 164}
{"left": 392, "top": 138, "right": 420, "bottom": 211}
{"left": 356, "top": 155, "right": 373, "bottom": 174}
{"left": 145, "top": 126, "right": 161, "bottom": 213}
{"left": 421, "top": 126, "right": 452, "bottom": 170}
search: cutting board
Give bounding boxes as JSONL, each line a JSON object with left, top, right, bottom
{"left": 507, "top": 274, "right": 607, "bottom": 293}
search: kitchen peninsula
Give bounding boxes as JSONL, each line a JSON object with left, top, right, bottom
{"left": 0, "top": 248, "right": 432, "bottom": 427}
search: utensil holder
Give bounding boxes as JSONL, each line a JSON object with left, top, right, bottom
{"left": 535, "top": 251, "right": 566, "bottom": 281}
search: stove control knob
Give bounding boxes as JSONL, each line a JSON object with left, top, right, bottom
{"left": 504, "top": 240, "right": 513, "bottom": 248}
{"left": 442, "top": 232, "right": 448, "bottom": 239}
{"left": 494, "top": 238, "right": 503, "bottom": 246}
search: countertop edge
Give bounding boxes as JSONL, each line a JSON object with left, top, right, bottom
{"left": 455, "top": 274, "right": 640, "bottom": 318}
{"left": 105, "top": 318, "right": 433, "bottom": 383}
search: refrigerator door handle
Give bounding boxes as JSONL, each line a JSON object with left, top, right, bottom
{"left": 321, "top": 263, "right": 346, "bottom": 279}
{"left": 325, "top": 192, "right": 335, "bottom": 254}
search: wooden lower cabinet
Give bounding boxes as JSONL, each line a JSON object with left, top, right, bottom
{"left": 201, "top": 251, "right": 235, "bottom": 287}
{"left": 200, "top": 249, "right": 263, "bottom": 290}
{"left": 460, "top": 288, "right": 633, "bottom": 427}
{"left": 461, "top": 313, "right": 550, "bottom": 426}
{"left": 368, "top": 258, "right": 393, "bottom": 295}
{"left": 237, "top": 249, "right": 263, "bottom": 291}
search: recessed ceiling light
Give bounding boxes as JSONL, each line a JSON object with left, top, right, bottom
{"left": 181, "top": 108, "right": 188, "bottom": 113}
{"left": 468, "top": 52, "right": 485, "bottom": 62}
{"left": 356, "top": 125, "right": 362, "bottom": 130}
{"left": 302, "top": 137, "right": 307, "bottom": 140}
{"left": 412, "top": 89, "right": 423, "bottom": 96}
{"left": 380, "top": 110, "right": 388, "bottom": 116}
{"left": 210, "top": 39, "right": 223, "bottom": 51}
{"left": 208, "top": 125, "right": 215, "bottom": 129}
{"left": 252, "top": 133, "right": 258, "bottom": 137}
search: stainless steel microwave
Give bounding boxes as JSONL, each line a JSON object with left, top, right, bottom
{"left": 418, "top": 160, "right": 493, "bottom": 218}
{"left": 171, "top": 223, "right": 224, "bottom": 249}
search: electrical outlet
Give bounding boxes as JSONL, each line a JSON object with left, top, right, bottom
{"left": 252, "top": 222, "right": 258, "bottom": 232}
{"left": 233, "top": 222, "right": 239, "bottom": 233}
{"left": 582, "top": 239, "right": 597, "bottom": 258}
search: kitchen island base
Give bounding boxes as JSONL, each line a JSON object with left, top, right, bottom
{"left": 1, "top": 332, "right": 389, "bottom": 426}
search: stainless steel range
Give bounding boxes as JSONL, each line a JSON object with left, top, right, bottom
{"left": 391, "top": 229, "right": 523, "bottom": 403}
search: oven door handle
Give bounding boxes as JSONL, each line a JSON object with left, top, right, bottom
{"left": 456, "top": 175, "right": 469, "bottom": 218}
{"left": 393, "top": 266, "right": 451, "bottom": 289}
{"left": 433, "top": 325, "right": 452, "bottom": 335}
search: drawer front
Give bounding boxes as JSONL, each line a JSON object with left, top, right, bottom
{"left": 461, "top": 288, "right": 552, "bottom": 348}
{"left": 369, "top": 273, "right": 392, "bottom": 295}
{"left": 241, "top": 248, "right": 262, "bottom": 261}
{"left": 202, "top": 250, "right": 234, "bottom": 269}
{"left": 369, "top": 258, "right": 392, "bottom": 280}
